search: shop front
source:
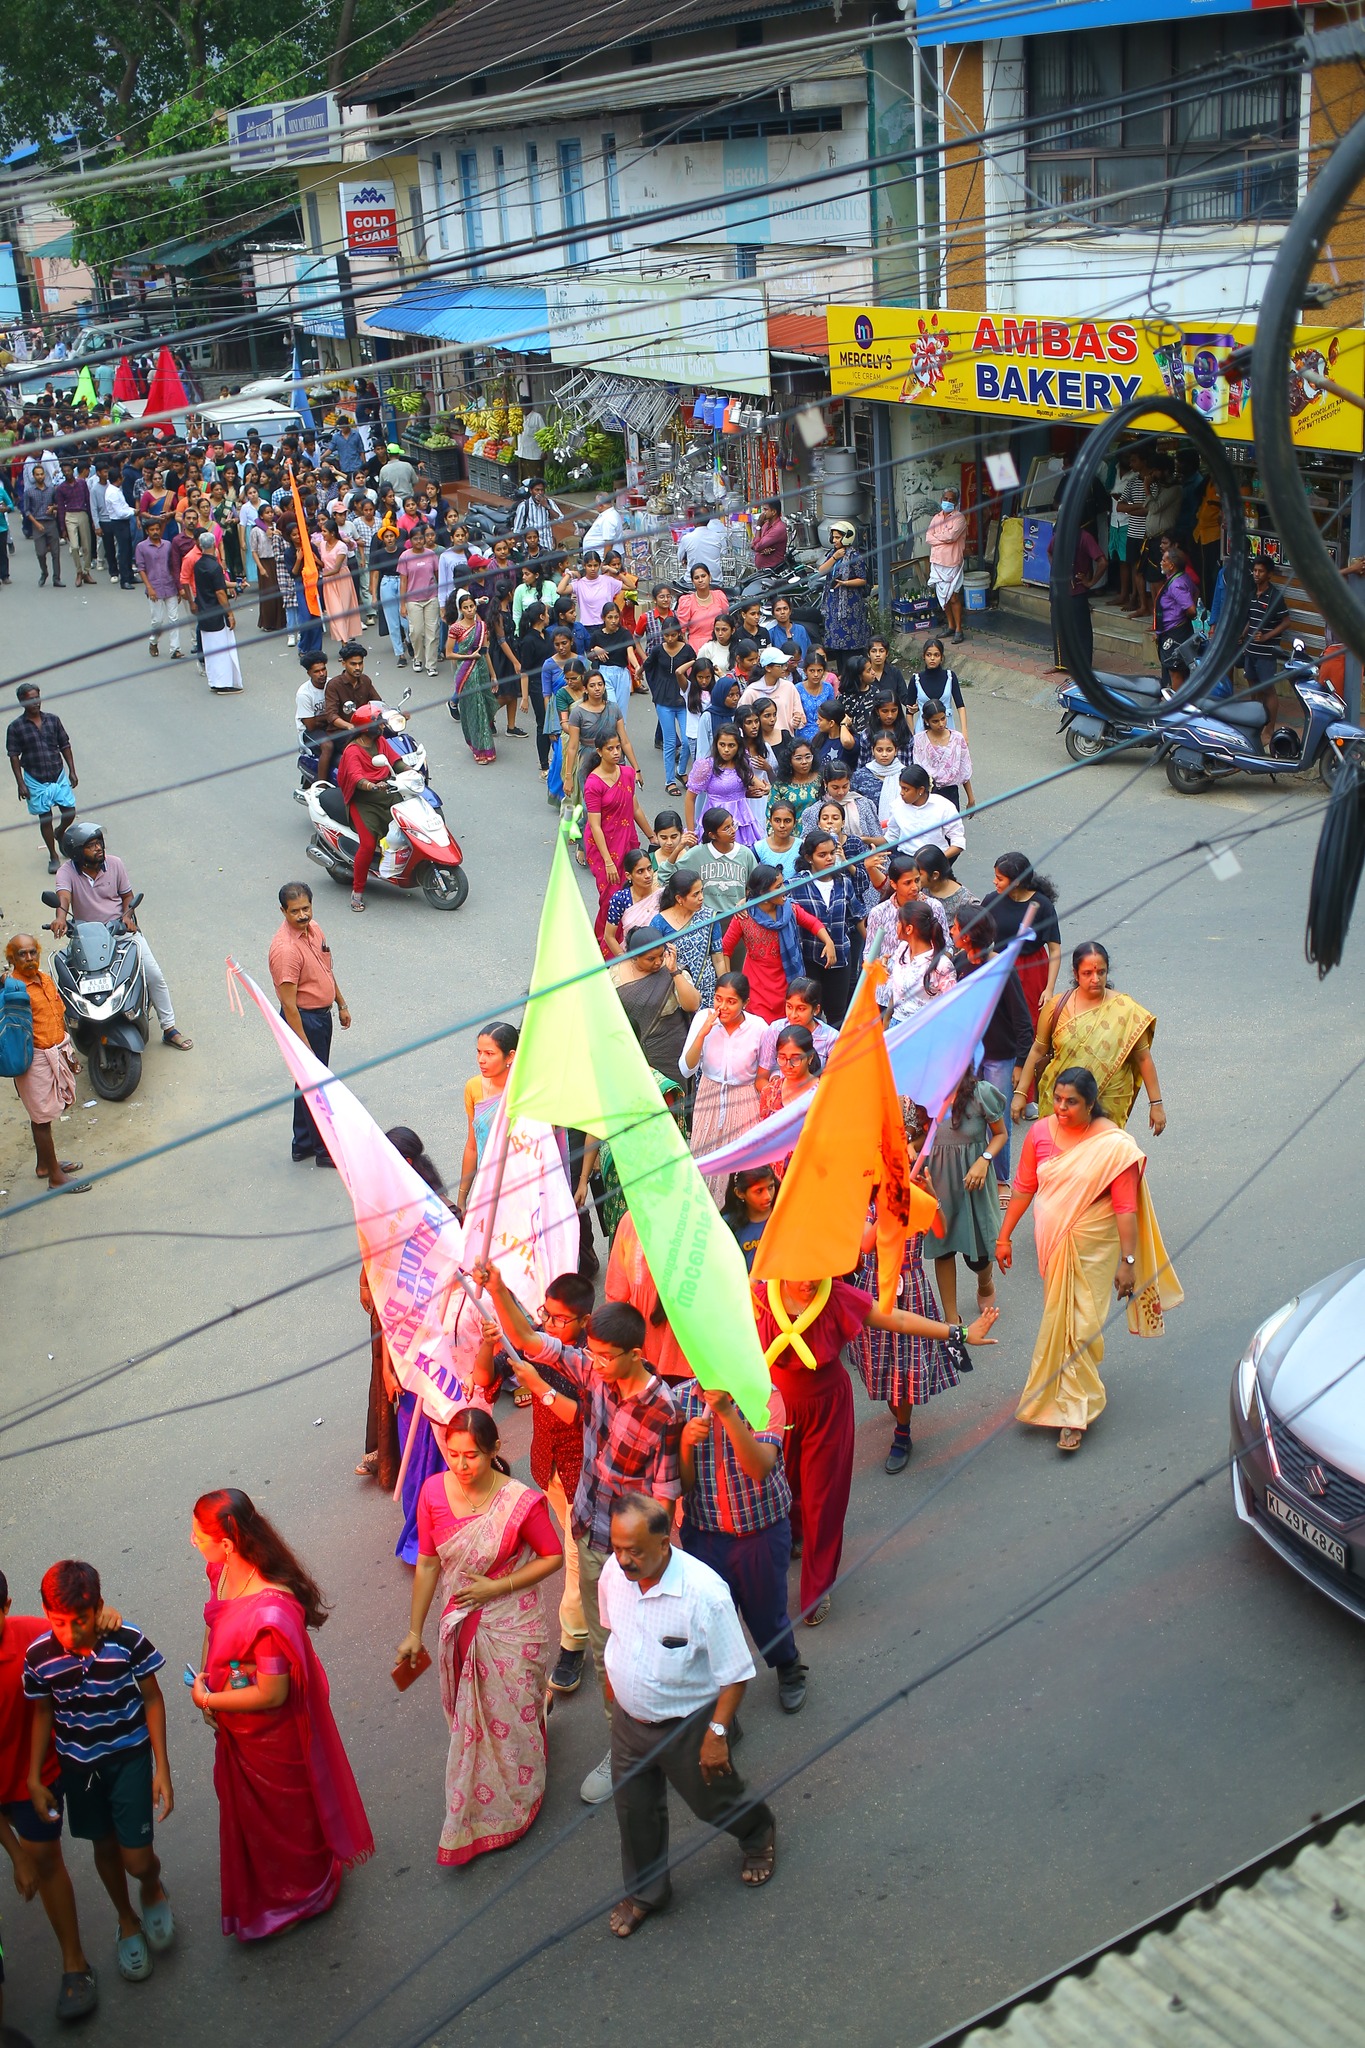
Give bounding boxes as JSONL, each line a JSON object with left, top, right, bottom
{"left": 827, "top": 302, "right": 1365, "bottom": 639}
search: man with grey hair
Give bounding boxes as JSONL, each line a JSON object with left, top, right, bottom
{"left": 597, "top": 1492, "right": 777, "bottom": 1936}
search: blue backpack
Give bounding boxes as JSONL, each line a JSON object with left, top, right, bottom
{"left": 0, "top": 974, "right": 34, "bottom": 1078}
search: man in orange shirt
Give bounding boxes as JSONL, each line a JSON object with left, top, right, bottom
{"left": 266, "top": 882, "right": 351, "bottom": 1165}
{"left": 4, "top": 933, "right": 89, "bottom": 1193}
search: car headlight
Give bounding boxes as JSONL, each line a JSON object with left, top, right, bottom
{"left": 1236, "top": 1298, "right": 1298, "bottom": 1419}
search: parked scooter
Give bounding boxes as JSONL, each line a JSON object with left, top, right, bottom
{"left": 1159, "top": 642, "right": 1365, "bottom": 793}
{"left": 1056, "top": 669, "right": 1172, "bottom": 762}
{"left": 38, "top": 889, "right": 151, "bottom": 1099}
{"left": 302, "top": 712, "right": 467, "bottom": 909}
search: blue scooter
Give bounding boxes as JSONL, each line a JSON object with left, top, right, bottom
{"left": 1158, "top": 645, "right": 1365, "bottom": 794}
{"left": 1056, "top": 669, "right": 1171, "bottom": 763}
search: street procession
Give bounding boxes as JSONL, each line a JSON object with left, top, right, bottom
{"left": 4, "top": 2, "right": 1365, "bottom": 2043}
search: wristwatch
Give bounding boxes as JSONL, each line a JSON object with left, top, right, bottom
{"left": 1121, "top": 1254, "right": 1135, "bottom": 1266}
{"left": 540, "top": 1386, "right": 557, "bottom": 1407}
{"left": 707, "top": 1720, "right": 729, "bottom": 1740}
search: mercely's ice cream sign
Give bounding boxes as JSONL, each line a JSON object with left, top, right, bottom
{"left": 828, "top": 305, "right": 1365, "bottom": 454}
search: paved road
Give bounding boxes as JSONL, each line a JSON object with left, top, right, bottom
{"left": 2, "top": 573, "right": 1362, "bottom": 2048}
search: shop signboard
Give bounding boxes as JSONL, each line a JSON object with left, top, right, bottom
{"left": 546, "top": 278, "right": 770, "bottom": 394}
{"left": 827, "top": 305, "right": 1365, "bottom": 454}
{"left": 294, "top": 255, "right": 347, "bottom": 340}
{"left": 340, "top": 179, "right": 400, "bottom": 257}
{"left": 228, "top": 94, "right": 342, "bottom": 171}
{"left": 915, "top": 0, "right": 1271, "bottom": 45}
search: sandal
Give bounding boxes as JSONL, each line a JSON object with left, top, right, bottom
{"left": 609, "top": 1898, "right": 657, "bottom": 1938}
{"left": 998, "top": 1181, "right": 1011, "bottom": 1209}
{"left": 37, "top": 1160, "right": 83, "bottom": 1176}
{"left": 741, "top": 1825, "right": 777, "bottom": 1887}
{"left": 513, "top": 1386, "right": 533, "bottom": 1408}
{"left": 355, "top": 1452, "right": 379, "bottom": 1476}
{"left": 1057, "top": 1427, "right": 1084, "bottom": 1453}
{"left": 162, "top": 1028, "right": 194, "bottom": 1050}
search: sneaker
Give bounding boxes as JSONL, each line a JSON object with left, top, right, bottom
{"left": 287, "top": 634, "right": 297, "bottom": 647}
{"left": 549, "top": 1646, "right": 586, "bottom": 1694}
{"left": 47, "top": 856, "right": 59, "bottom": 874}
{"left": 396, "top": 655, "right": 407, "bottom": 668}
{"left": 115, "top": 1927, "right": 152, "bottom": 1982}
{"left": 776, "top": 1658, "right": 808, "bottom": 1713}
{"left": 885, "top": 1426, "right": 913, "bottom": 1475}
{"left": 580, "top": 1752, "right": 615, "bottom": 1804}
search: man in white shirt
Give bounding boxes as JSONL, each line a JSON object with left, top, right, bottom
{"left": 512, "top": 476, "right": 562, "bottom": 551}
{"left": 676, "top": 516, "right": 727, "bottom": 585}
{"left": 598, "top": 1494, "right": 777, "bottom": 1933}
{"left": 22, "top": 448, "right": 62, "bottom": 491}
{"left": 877, "top": 763, "right": 965, "bottom": 861}
{"left": 99, "top": 478, "right": 137, "bottom": 588}
{"left": 581, "top": 491, "right": 624, "bottom": 554}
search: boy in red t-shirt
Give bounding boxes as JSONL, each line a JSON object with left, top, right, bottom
{"left": 0, "top": 1566, "right": 97, "bottom": 2020}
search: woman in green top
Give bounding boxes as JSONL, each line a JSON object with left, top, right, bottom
{"left": 767, "top": 738, "right": 825, "bottom": 832}
{"left": 513, "top": 557, "right": 559, "bottom": 632}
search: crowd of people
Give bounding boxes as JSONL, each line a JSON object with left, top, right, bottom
{"left": 0, "top": 392, "right": 1189, "bottom": 2037}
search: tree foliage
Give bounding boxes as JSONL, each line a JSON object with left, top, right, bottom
{"left": 0, "top": 0, "right": 446, "bottom": 270}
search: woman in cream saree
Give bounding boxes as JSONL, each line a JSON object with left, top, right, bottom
{"left": 996, "top": 1065, "right": 1181, "bottom": 1450}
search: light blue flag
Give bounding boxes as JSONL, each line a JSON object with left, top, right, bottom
{"left": 290, "top": 344, "right": 315, "bottom": 430}
{"left": 695, "top": 933, "right": 1028, "bottom": 1178}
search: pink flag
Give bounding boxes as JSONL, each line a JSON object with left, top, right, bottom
{"left": 229, "top": 962, "right": 468, "bottom": 1422}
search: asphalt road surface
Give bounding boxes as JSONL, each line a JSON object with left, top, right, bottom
{"left": 1, "top": 572, "right": 1362, "bottom": 2048}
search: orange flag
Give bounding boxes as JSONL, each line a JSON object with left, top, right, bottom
{"left": 752, "top": 962, "right": 937, "bottom": 1309}
{"left": 287, "top": 461, "right": 321, "bottom": 618}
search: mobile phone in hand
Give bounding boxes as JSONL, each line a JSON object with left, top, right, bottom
{"left": 392, "top": 1646, "right": 432, "bottom": 1691}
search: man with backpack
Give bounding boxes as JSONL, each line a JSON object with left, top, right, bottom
{"left": 2, "top": 933, "right": 90, "bottom": 1192}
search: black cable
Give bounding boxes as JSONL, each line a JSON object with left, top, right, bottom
{"left": 1252, "top": 104, "right": 1365, "bottom": 663}
{"left": 1306, "top": 747, "right": 1365, "bottom": 973}
{"left": 1050, "top": 393, "right": 1250, "bottom": 723}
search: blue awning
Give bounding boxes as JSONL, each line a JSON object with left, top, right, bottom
{"left": 363, "top": 283, "right": 550, "bottom": 352}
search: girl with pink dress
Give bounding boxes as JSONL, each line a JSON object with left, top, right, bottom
{"left": 316, "top": 519, "right": 362, "bottom": 643}
{"left": 396, "top": 1409, "right": 563, "bottom": 1867}
{"left": 583, "top": 731, "right": 654, "bottom": 947}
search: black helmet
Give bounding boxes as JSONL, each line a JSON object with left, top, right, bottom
{"left": 63, "top": 819, "right": 104, "bottom": 857}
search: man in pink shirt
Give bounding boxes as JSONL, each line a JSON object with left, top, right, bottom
{"left": 924, "top": 486, "right": 969, "bottom": 645}
{"left": 676, "top": 563, "right": 730, "bottom": 654}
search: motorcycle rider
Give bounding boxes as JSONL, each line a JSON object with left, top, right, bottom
{"left": 323, "top": 639, "right": 381, "bottom": 732}
{"left": 296, "top": 652, "right": 337, "bottom": 784}
{"left": 51, "top": 823, "right": 193, "bottom": 1051}
{"left": 335, "top": 704, "right": 401, "bottom": 913}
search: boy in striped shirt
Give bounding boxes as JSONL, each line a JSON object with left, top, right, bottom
{"left": 23, "top": 1561, "right": 175, "bottom": 1985}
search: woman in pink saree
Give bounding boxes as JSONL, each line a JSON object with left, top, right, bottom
{"left": 190, "top": 1489, "right": 373, "bottom": 1939}
{"left": 395, "top": 1406, "right": 562, "bottom": 1867}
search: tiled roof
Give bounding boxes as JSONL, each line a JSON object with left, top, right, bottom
{"left": 342, "top": 0, "right": 818, "bottom": 106}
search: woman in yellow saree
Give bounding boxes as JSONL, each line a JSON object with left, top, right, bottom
{"left": 996, "top": 1065, "right": 1181, "bottom": 1451}
{"left": 1011, "top": 940, "right": 1167, "bottom": 1134}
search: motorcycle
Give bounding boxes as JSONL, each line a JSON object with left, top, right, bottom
{"left": 738, "top": 560, "right": 826, "bottom": 635}
{"left": 303, "top": 737, "right": 468, "bottom": 910}
{"left": 295, "top": 692, "right": 434, "bottom": 801}
{"left": 1159, "top": 643, "right": 1365, "bottom": 794}
{"left": 1056, "top": 669, "right": 1171, "bottom": 763}
{"left": 38, "top": 890, "right": 151, "bottom": 1100}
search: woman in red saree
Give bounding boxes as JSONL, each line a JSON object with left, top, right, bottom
{"left": 395, "top": 1407, "right": 562, "bottom": 1867}
{"left": 189, "top": 1489, "right": 373, "bottom": 1940}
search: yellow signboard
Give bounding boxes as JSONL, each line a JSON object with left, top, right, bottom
{"left": 827, "top": 305, "right": 1365, "bottom": 455}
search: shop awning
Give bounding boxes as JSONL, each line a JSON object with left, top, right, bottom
{"left": 768, "top": 310, "right": 828, "bottom": 358}
{"left": 31, "top": 231, "right": 74, "bottom": 261}
{"left": 363, "top": 283, "right": 550, "bottom": 351}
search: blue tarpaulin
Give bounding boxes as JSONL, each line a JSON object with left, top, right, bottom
{"left": 363, "top": 283, "right": 550, "bottom": 352}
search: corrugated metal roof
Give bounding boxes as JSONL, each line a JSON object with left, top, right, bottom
{"left": 31, "top": 231, "right": 73, "bottom": 260}
{"left": 945, "top": 1806, "right": 1365, "bottom": 2048}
